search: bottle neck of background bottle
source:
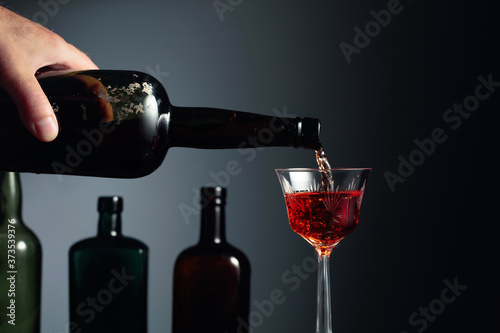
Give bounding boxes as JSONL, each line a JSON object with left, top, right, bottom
{"left": 98, "top": 212, "right": 122, "bottom": 238}
{"left": 199, "top": 200, "right": 226, "bottom": 245}
{"left": 0, "top": 172, "right": 22, "bottom": 226}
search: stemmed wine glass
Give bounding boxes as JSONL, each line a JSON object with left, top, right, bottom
{"left": 275, "top": 168, "right": 371, "bottom": 333}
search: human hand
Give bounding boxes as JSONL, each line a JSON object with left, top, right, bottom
{"left": 0, "top": 6, "right": 98, "bottom": 142}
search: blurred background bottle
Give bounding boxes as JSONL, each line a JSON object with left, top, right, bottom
{"left": 69, "top": 196, "right": 148, "bottom": 333}
{"left": 0, "top": 172, "right": 42, "bottom": 333}
{"left": 173, "top": 187, "right": 251, "bottom": 333}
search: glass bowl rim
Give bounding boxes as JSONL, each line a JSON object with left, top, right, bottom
{"left": 275, "top": 167, "right": 372, "bottom": 172}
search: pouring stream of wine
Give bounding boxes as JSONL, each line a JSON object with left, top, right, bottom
{"left": 316, "top": 146, "right": 333, "bottom": 190}
{"left": 315, "top": 146, "right": 331, "bottom": 170}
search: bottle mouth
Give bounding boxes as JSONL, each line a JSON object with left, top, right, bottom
{"left": 98, "top": 196, "right": 123, "bottom": 213}
{"left": 297, "top": 117, "right": 321, "bottom": 149}
{"left": 200, "top": 187, "right": 226, "bottom": 205}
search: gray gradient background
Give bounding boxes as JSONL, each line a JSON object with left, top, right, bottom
{"left": 2, "top": 0, "right": 499, "bottom": 332}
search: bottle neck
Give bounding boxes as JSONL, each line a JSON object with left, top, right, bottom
{"left": 97, "top": 212, "right": 122, "bottom": 238}
{"left": 0, "top": 172, "right": 22, "bottom": 225}
{"left": 199, "top": 201, "right": 226, "bottom": 245}
{"left": 166, "top": 106, "right": 321, "bottom": 150}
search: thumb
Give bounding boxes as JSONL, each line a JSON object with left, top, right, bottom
{"left": 1, "top": 68, "right": 59, "bottom": 142}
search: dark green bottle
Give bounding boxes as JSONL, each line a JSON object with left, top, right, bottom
{"left": 69, "top": 196, "right": 148, "bottom": 333}
{"left": 0, "top": 70, "right": 321, "bottom": 178}
{"left": 0, "top": 172, "right": 42, "bottom": 333}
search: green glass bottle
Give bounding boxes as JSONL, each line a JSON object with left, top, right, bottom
{"left": 0, "top": 172, "right": 42, "bottom": 333}
{"left": 69, "top": 196, "right": 148, "bottom": 333}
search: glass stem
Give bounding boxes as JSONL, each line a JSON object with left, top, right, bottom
{"left": 316, "top": 252, "right": 332, "bottom": 333}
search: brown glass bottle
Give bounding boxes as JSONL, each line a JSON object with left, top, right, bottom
{"left": 173, "top": 187, "right": 250, "bottom": 333}
{"left": 69, "top": 196, "right": 148, "bottom": 333}
{"left": 0, "top": 70, "right": 321, "bottom": 178}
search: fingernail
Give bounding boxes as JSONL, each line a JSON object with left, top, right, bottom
{"left": 34, "top": 116, "right": 58, "bottom": 142}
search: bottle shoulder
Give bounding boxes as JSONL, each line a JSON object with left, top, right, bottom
{"left": 70, "top": 235, "right": 148, "bottom": 252}
{"left": 0, "top": 218, "right": 41, "bottom": 244}
{"left": 175, "top": 242, "right": 250, "bottom": 265}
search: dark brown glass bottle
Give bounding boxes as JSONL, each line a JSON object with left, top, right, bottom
{"left": 0, "top": 70, "right": 321, "bottom": 178}
{"left": 0, "top": 172, "right": 42, "bottom": 333}
{"left": 173, "top": 187, "right": 250, "bottom": 333}
{"left": 69, "top": 196, "right": 148, "bottom": 333}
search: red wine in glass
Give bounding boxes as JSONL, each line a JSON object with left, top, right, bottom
{"left": 285, "top": 190, "right": 362, "bottom": 252}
